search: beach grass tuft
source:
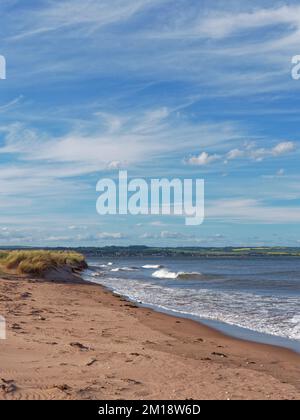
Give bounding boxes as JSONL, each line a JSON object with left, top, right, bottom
{"left": 0, "top": 250, "right": 87, "bottom": 276}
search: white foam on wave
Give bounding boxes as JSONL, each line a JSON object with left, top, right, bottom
{"left": 290, "top": 315, "right": 300, "bottom": 339}
{"left": 83, "top": 269, "right": 103, "bottom": 278}
{"left": 111, "top": 267, "right": 138, "bottom": 272}
{"left": 92, "top": 262, "right": 114, "bottom": 269}
{"left": 142, "top": 264, "right": 163, "bottom": 269}
{"left": 152, "top": 269, "right": 178, "bottom": 278}
{"left": 152, "top": 268, "right": 202, "bottom": 280}
{"left": 91, "top": 271, "right": 102, "bottom": 277}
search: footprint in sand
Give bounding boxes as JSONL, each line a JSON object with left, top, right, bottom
{"left": 211, "top": 352, "right": 228, "bottom": 358}
{"left": 123, "top": 378, "right": 143, "bottom": 386}
{"left": 0, "top": 378, "right": 18, "bottom": 395}
{"left": 70, "top": 342, "right": 91, "bottom": 351}
{"left": 86, "top": 358, "right": 97, "bottom": 367}
{"left": 20, "top": 292, "right": 32, "bottom": 299}
{"left": 54, "top": 384, "right": 72, "bottom": 395}
{"left": 11, "top": 323, "right": 22, "bottom": 330}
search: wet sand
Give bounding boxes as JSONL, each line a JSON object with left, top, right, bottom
{"left": 0, "top": 274, "right": 299, "bottom": 400}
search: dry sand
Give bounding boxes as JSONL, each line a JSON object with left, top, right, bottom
{"left": 0, "top": 273, "right": 299, "bottom": 400}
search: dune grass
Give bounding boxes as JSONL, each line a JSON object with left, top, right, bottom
{"left": 0, "top": 250, "right": 87, "bottom": 276}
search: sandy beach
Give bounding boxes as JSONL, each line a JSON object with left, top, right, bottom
{"left": 0, "top": 273, "right": 299, "bottom": 400}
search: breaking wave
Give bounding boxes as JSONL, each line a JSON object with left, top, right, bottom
{"left": 152, "top": 268, "right": 202, "bottom": 280}
{"left": 142, "top": 264, "right": 163, "bottom": 269}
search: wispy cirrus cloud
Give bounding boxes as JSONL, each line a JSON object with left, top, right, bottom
{"left": 0, "top": 0, "right": 300, "bottom": 245}
{"left": 165, "top": 4, "right": 300, "bottom": 40}
{"left": 6, "top": 0, "right": 165, "bottom": 41}
{"left": 0, "top": 105, "right": 246, "bottom": 229}
{"left": 207, "top": 198, "right": 300, "bottom": 224}
{"left": 0, "top": 107, "right": 244, "bottom": 172}
{"left": 1, "top": 0, "right": 298, "bottom": 95}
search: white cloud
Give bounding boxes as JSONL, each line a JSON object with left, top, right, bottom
{"left": 186, "top": 141, "right": 296, "bottom": 168}
{"left": 272, "top": 141, "right": 295, "bottom": 156}
{"left": 97, "top": 232, "right": 124, "bottom": 239}
{"left": 3, "top": 0, "right": 297, "bottom": 98}
{"left": 140, "top": 232, "right": 157, "bottom": 239}
{"left": 262, "top": 168, "right": 286, "bottom": 179}
{"left": 140, "top": 230, "right": 194, "bottom": 240}
{"left": 226, "top": 148, "right": 245, "bottom": 160}
{"left": 160, "top": 230, "right": 194, "bottom": 239}
{"left": 197, "top": 6, "right": 300, "bottom": 40}
{"left": 0, "top": 111, "right": 245, "bottom": 205}
{"left": 250, "top": 141, "right": 296, "bottom": 161}
{"left": 46, "top": 235, "right": 73, "bottom": 242}
{"left": 0, "top": 108, "right": 246, "bottom": 234}
{"left": 107, "top": 161, "right": 123, "bottom": 170}
{"left": 226, "top": 141, "right": 296, "bottom": 163}
{"left": 186, "top": 151, "right": 221, "bottom": 166}
{"left": 150, "top": 221, "right": 166, "bottom": 226}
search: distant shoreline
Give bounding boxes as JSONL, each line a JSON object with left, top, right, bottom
{"left": 2, "top": 245, "right": 300, "bottom": 258}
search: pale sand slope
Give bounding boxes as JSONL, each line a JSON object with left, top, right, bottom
{"left": 0, "top": 275, "right": 299, "bottom": 400}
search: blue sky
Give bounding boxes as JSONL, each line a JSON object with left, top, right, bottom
{"left": 0, "top": 0, "right": 300, "bottom": 247}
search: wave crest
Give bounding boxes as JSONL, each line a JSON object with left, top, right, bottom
{"left": 142, "top": 264, "right": 163, "bottom": 269}
{"left": 111, "top": 267, "right": 138, "bottom": 272}
{"left": 152, "top": 268, "right": 202, "bottom": 280}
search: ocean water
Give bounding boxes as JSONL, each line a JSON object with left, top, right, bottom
{"left": 83, "top": 257, "right": 300, "bottom": 352}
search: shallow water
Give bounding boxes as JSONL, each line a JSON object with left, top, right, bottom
{"left": 83, "top": 256, "right": 300, "bottom": 352}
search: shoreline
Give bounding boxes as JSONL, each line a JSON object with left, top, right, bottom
{"left": 0, "top": 273, "right": 299, "bottom": 399}
{"left": 91, "top": 279, "right": 300, "bottom": 355}
{"left": 126, "top": 299, "right": 300, "bottom": 355}
{"left": 83, "top": 261, "right": 300, "bottom": 354}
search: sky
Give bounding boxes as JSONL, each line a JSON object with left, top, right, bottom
{"left": 0, "top": 0, "right": 300, "bottom": 247}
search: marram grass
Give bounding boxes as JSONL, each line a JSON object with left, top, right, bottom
{"left": 0, "top": 250, "right": 86, "bottom": 276}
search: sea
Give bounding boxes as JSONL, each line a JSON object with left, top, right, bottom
{"left": 82, "top": 256, "right": 300, "bottom": 352}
